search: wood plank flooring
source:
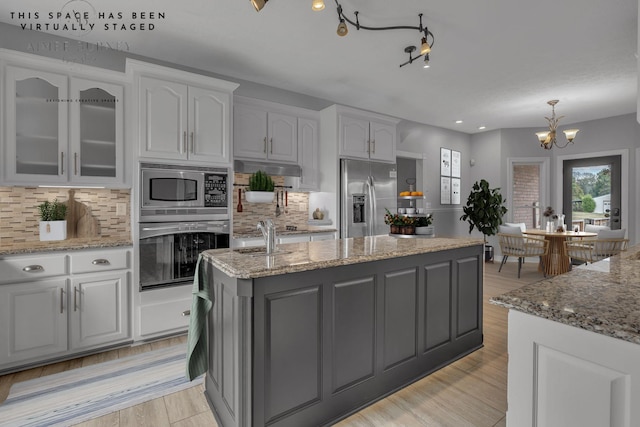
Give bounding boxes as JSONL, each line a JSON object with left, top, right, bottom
{"left": 0, "top": 260, "right": 543, "bottom": 426}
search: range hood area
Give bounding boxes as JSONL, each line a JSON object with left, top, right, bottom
{"left": 233, "top": 160, "right": 302, "bottom": 177}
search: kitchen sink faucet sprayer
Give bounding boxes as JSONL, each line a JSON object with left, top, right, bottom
{"left": 257, "top": 219, "right": 277, "bottom": 254}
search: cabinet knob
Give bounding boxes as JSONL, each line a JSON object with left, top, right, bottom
{"left": 91, "top": 259, "right": 110, "bottom": 265}
{"left": 22, "top": 265, "right": 44, "bottom": 272}
{"left": 182, "top": 310, "right": 191, "bottom": 316}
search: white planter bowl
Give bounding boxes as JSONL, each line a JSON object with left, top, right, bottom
{"left": 245, "top": 191, "right": 274, "bottom": 203}
{"left": 39, "top": 220, "right": 67, "bottom": 241}
{"left": 415, "top": 226, "right": 434, "bottom": 235}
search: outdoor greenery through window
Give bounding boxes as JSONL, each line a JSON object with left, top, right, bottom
{"left": 572, "top": 165, "right": 611, "bottom": 229}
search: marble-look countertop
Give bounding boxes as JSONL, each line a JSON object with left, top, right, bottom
{"left": 202, "top": 235, "right": 483, "bottom": 279}
{"left": 233, "top": 226, "right": 337, "bottom": 239}
{"left": 491, "top": 245, "right": 640, "bottom": 345}
{"left": 0, "top": 237, "right": 133, "bottom": 256}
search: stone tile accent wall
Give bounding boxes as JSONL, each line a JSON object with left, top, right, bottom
{"left": 232, "top": 173, "right": 309, "bottom": 234}
{"left": 0, "top": 186, "right": 130, "bottom": 244}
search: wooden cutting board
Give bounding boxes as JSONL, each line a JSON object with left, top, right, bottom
{"left": 65, "top": 189, "right": 99, "bottom": 238}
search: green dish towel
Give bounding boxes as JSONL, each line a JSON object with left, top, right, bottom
{"left": 186, "top": 254, "right": 213, "bottom": 381}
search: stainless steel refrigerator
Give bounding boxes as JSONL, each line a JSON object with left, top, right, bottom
{"left": 340, "top": 158, "right": 397, "bottom": 238}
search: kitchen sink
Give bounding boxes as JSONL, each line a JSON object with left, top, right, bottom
{"left": 233, "top": 247, "right": 291, "bottom": 256}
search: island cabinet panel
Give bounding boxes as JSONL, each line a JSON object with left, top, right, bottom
{"left": 456, "top": 256, "right": 481, "bottom": 337}
{"left": 423, "top": 261, "right": 452, "bottom": 352}
{"left": 204, "top": 244, "right": 483, "bottom": 427}
{"left": 382, "top": 268, "right": 418, "bottom": 370}
{"left": 263, "top": 286, "right": 322, "bottom": 422}
{"left": 332, "top": 276, "right": 376, "bottom": 392}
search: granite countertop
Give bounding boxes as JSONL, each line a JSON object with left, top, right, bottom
{"left": 490, "top": 245, "right": 640, "bottom": 345}
{"left": 202, "top": 235, "right": 483, "bottom": 279}
{"left": 233, "top": 226, "right": 337, "bottom": 239}
{"left": 0, "top": 237, "right": 133, "bottom": 256}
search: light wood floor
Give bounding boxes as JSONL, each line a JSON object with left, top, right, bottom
{"left": 0, "top": 260, "right": 543, "bottom": 427}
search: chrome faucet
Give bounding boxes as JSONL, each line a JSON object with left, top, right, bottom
{"left": 257, "top": 219, "right": 277, "bottom": 254}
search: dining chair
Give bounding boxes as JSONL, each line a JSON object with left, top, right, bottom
{"left": 565, "top": 228, "right": 628, "bottom": 264}
{"left": 497, "top": 229, "right": 549, "bottom": 278}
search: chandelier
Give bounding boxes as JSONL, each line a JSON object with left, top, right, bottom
{"left": 251, "top": 0, "right": 435, "bottom": 68}
{"left": 535, "top": 100, "right": 579, "bottom": 150}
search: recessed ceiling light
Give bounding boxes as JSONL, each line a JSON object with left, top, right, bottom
{"left": 478, "top": 125, "right": 486, "bottom": 130}
{"left": 455, "top": 120, "right": 463, "bottom": 124}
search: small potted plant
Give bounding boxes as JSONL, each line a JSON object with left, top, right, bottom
{"left": 415, "top": 214, "right": 434, "bottom": 235}
{"left": 384, "top": 208, "right": 405, "bottom": 234}
{"left": 245, "top": 170, "right": 275, "bottom": 203}
{"left": 38, "top": 199, "right": 67, "bottom": 241}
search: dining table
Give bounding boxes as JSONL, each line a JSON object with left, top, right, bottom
{"left": 523, "top": 229, "right": 597, "bottom": 276}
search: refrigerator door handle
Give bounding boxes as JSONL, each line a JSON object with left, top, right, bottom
{"left": 368, "top": 175, "right": 377, "bottom": 236}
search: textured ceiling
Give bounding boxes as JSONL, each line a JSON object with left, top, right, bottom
{"left": 1, "top": 0, "right": 637, "bottom": 133}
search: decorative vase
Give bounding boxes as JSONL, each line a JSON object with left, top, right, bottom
{"left": 39, "top": 220, "right": 67, "bottom": 241}
{"left": 390, "top": 225, "right": 401, "bottom": 234}
{"left": 245, "top": 191, "right": 275, "bottom": 203}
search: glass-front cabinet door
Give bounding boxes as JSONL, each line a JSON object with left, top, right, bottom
{"left": 4, "top": 66, "right": 69, "bottom": 184}
{"left": 69, "top": 78, "right": 123, "bottom": 185}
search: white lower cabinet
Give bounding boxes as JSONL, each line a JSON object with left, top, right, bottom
{"left": 0, "top": 278, "right": 68, "bottom": 365}
{"left": 0, "top": 247, "right": 132, "bottom": 371}
{"left": 136, "top": 284, "right": 192, "bottom": 340}
{"left": 70, "top": 271, "right": 129, "bottom": 350}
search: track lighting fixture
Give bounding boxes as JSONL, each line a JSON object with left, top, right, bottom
{"left": 328, "top": 1, "right": 434, "bottom": 68}
{"left": 336, "top": 18, "right": 348, "bottom": 36}
{"left": 251, "top": 0, "right": 268, "bottom": 12}
{"left": 535, "top": 100, "right": 579, "bottom": 150}
{"left": 423, "top": 53, "right": 430, "bottom": 68}
{"left": 312, "top": 0, "right": 325, "bottom": 11}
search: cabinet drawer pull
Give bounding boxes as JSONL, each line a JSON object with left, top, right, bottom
{"left": 60, "top": 288, "right": 65, "bottom": 314}
{"left": 182, "top": 310, "right": 191, "bottom": 316}
{"left": 371, "top": 139, "right": 375, "bottom": 154}
{"left": 74, "top": 152, "right": 78, "bottom": 175}
{"left": 74, "top": 286, "right": 79, "bottom": 312}
{"left": 270, "top": 138, "right": 273, "bottom": 154}
{"left": 22, "top": 265, "right": 44, "bottom": 273}
{"left": 60, "top": 152, "right": 65, "bottom": 175}
{"left": 263, "top": 137, "right": 267, "bottom": 153}
{"left": 91, "top": 259, "right": 111, "bottom": 265}
{"left": 190, "top": 132, "right": 195, "bottom": 153}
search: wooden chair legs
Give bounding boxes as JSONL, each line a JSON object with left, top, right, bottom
{"left": 499, "top": 255, "right": 508, "bottom": 272}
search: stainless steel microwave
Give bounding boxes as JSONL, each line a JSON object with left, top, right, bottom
{"left": 140, "top": 163, "right": 229, "bottom": 222}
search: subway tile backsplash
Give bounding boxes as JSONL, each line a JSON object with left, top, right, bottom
{"left": 0, "top": 186, "right": 130, "bottom": 244}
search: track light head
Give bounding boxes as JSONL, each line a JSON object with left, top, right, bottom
{"left": 420, "top": 36, "right": 431, "bottom": 55}
{"left": 337, "top": 19, "right": 348, "bottom": 36}
{"left": 423, "top": 53, "right": 430, "bottom": 68}
{"left": 251, "top": 0, "right": 268, "bottom": 12}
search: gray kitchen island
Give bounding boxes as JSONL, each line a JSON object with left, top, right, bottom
{"left": 200, "top": 235, "right": 484, "bottom": 427}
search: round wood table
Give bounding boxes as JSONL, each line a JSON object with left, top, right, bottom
{"left": 523, "top": 229, "right": 597, "bottom": 276}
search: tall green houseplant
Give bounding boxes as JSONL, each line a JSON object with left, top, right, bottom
{"left": 460, "top": 179, "right": 508, "bottom": 244}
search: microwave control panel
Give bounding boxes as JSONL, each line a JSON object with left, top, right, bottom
{"left": 204, "top": 173, "right": 228, "bottom": 207}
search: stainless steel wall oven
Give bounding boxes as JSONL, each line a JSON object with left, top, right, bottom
{"left": 139, "top": 163, "right": 230, "bottom": 290}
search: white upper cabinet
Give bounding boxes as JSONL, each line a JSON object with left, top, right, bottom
{"left": 296, "top": 117, "right": 319, "bottom": 191}
{"left": 1, "top": 50, "right": 127, "bottom": 187}
{"left": 234, "top": 99, "right": 298, "bottom": 163}
{"left": 335, "top": 106, "right": 400, "bottom": 163}
{"left": 129, "top": 60, "right": 238, "bottom": 166}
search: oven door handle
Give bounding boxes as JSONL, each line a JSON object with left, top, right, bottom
{"left": 140, "top": 223, "right": 229, "bottom": 239}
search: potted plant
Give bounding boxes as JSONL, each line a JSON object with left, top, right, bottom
{"left": 384, "top": 208, "right": 416, "bottom": 234}
{"left": 415, "top": 214, "right": 434, "bottom": 235}
{"left": 459, "top": 179, "right": 508, "bottom": 261}
{"left": 245, "top": 170, "right": 275, "bottom": 203}
{"left": 38, "top": 199, "right": 68, "bottom": 241}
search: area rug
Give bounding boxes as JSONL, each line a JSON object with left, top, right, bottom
{"left": 0, "top": 344, "right": 204, "bottom": 427}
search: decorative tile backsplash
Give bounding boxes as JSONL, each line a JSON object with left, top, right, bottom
{"left": 0, "top": 186, "right": 130, "bottom": 244}
{"left": 232, "top": 173, "right": 309, "bottom": 234}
